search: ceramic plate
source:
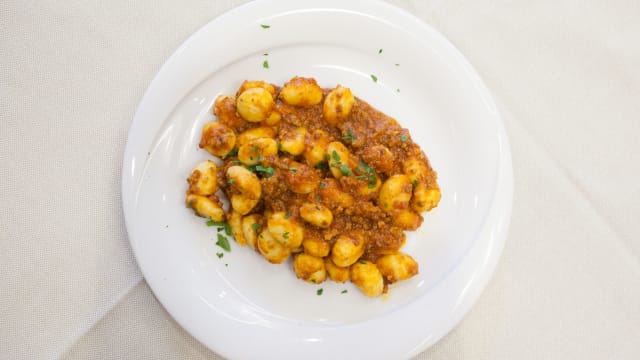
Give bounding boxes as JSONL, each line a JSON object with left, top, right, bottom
{"left": 121, "top": 0, "right": 513, "bottom": 358}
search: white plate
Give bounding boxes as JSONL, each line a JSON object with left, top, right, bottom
{"left": 121, "top": 0, "right": 513, "bottom": 358}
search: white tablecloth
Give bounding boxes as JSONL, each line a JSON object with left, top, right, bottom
{"left": 2, "top": 0, "right": 639, "bottom": 358}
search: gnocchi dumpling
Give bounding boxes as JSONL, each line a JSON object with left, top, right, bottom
{"left": 375, "top": 253, "right": 419, "bottom": 283}
{"left": 226, "top": 165, "right": 261, "bottom": 215}
{"left": 302, "top": 236, "right": 331, "bottom": 258}
{"left": 227, "top": 210, "right": 246, "bottom": 246}
{"left": 303, "top": 130, "right": 331, "bottom": 167}
{"left": 199, "top": 122, "right": 236, "bottom": 157}
{"left": 331, "top": 232, "right": 365, "bottom": 267}
{"left": 238, "top": 137, "right": 278, "bottom": 165}
{"left": 279, "top": 127, "right": 307, "bottom": 156}
{"left": 326, "top": 141, "right": 353, "bottom": 179}
{"left": 267, "top": 211, "right": 304, "bottom": 250}
{"left": 236, "top": 87, "right": 275, "bottom": 122}
{"left": 317, "top": 179, "right": 354, "bottom": 208}
{"left": 279, "top": 77, "right": 323, "bottom": 106}
{"left": 185, "top": 194, "right": 225, "bottom": 221}
{"left": 282, "top": 161, "right": 319, "bottom": 194}
{"left": 323, "top": 85, "right": 355, "bottom": 125}
{"left": 242, "top": 214, "right": 262, "bottom": 250}
{"left": 257, "top": 229, "right": 291, "bottom": 264}
{"left": 325, "top": 257, "right": 350, "bottom": 283}
{"left": 350, "top": 260, "right": 384, "bottom": 297}
{"left": 411, "top": 185, "right": 441, "bottom": 212}
{"left": 236, "top": 126, "right": 276, "bottom": 147}
{"left": 187, "top": 160, "right": 217, "bottom": 196}
{"left": 378, "top": 174, "right": 412, "bottom": 212}
{"left": 299, "top": 202, "right": 333, "bottom": 228}
{"left": 293, "top": 253, "right": 327, "bottom": 284}
{"left": 237, "top": 80, "right": 276, "bottom": 96}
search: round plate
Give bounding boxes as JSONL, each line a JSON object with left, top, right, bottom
{"left": 121, "top": 0, "right": 513, "bottom": 358}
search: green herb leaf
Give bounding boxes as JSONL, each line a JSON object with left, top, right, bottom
{"left": 206, "top": 220, "right": 225, "bottom": 227}
{"left": 378, "top": 48, "right": 383, "bottom": 54}
{"left": 400, "top": 134, "right": 408, "bottom": 142}
{"left": 341, "top": 129, "right": 356, "bottom": 143}
{"left": 224, "top": 222, "right": 232, "bottom": 236}
{"left": 315, "top": 162, "right": 327, "bottom": 170}
{"left": 395, "top": 63, "right": 400, "bottom": 66}
{"left": 251, "top": 145, "right": 259, "bottom": 152}
{"left": 319, "top": 181, "right": 327, "bottom": 188}
{"left": 367, "top": 182, "right": 377, "bottom": 189}
{"left": 223, "top": 147, "right": 238, "bottom": 159}
{"left": 263, "top": 60, "right": 269, "bottom": 69}
{"left": 289, "top": 167, "right": 297, "bottom": 172}
{"left": 324, "top": 154, "right": 331, "bottom": 161}
{"left": 251, "top": 223, "right": 259, "bottom": 231}
{"left": 227, "top": 179, "right": 235, "bottom": 185}
{"left": 263, "top": 53, "right": 269, "bottom": 56}
{"left": 284, "top": 211, "right": 291, "bottom": 219}
{"left": 396, "top": 88, "right": 400, "bottom": 93}
{"left": 260, "top": 24, "right": 270, "bottom": 29}
{"left": 341, "top": 289, "right": 348, "bottom": 294}
{"left": 371, "top": 74, "right": 378, "bottom": 82}
{"left": 339, "top": 165, "right": 353, "bottom": 176}
{"left": 283, "top": 232, "right": 290, "bottom": 239}
{"left": 331, "top": 150, "right": 340, "bottom": 162}
{"left": 413, "top": 179, "right": 419, "bottom": 187}
{"left": 216, "top": 234, "right": 231, "bottom": 252}
{"left": 316, "top": 288, "right": 323, "bottom": 296}
{"left": 358, "top": 260, "right": 367, "bottom": 265}
{"left": 216, "top": 252, "right": 224, "bottom": 258}
{"left": 251, "top": 165, "right": 275, "bottom": 177}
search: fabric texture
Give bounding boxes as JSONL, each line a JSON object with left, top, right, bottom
{"left": 1, "top": 0, "right": 639, "bottom": 359}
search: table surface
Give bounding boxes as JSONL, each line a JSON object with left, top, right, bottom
{"left": 2, "top": 0, "right": 639, "bottom": 359}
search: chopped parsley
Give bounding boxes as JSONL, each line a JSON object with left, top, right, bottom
{"left": 413, "top": 179, "right": 419, "bottom": 187}
{"left": 263, "top": 52, "right": 269, "bottom": 56}
{"left": 355, "top": 161, "right": 377, "bottom": 189}
{"left": 289, "top": 167, "right": 298, "bottom": 172}
{"left": 260, "top": 24, "right": 270, "bottom": 29}
{"left": 315, "top": 162, "right": 327, "bottom": 170}
{"left": 370, "top": 74, "right": 378, "bottom": 82}
{"left": 395, "top": 63, "right": 400, "bottom": 66}
{"left": 358, "top": 260, "right": 367, "bottom": 265}
{"left": 284, "top": 211, "right": 291, "bottom": 219}
{"left": 247, "top": 165, "right": 275, "bottom": 177}
{"left": 319, "top": 181, "right": 327, "bottom": 188}
{"left": 396, "top": 88, "right": 400, "bottom": 93}
{"left": 341, "top": 289, "right": 348, "bottom": 294}
{"left": 378, "top": 48, "right": 383, "bottom": 54}
{"left": 227, "top": 179, "right": 235, "bottom": 185}
{"left": 216, "top": 234, "right": 231, "bottom": 252}
{"left": 341, "top": 129, "right": 356, "bottom": 143}
{"left": 251, "top": 145, "right": 259, "bottom": 152}
{"left": 262, "top": 60, "right": 269, "bottom": 69}
{"left": 206, "top": 220, "right": 225, "bottom": 227}
{"left": 216, "top": 252, "right": 224, "bottom": 258}
{"left": 339, "top": 164, "right": 353, "bottom": 176}
{"left": 400, "top": 134, "right": 408, "bottom": 142}
{"left": 283, "top": 232, "right": 290, "bottom": 239}
{"left": 223, "top": 147, "right": 238, "bottom": 159}
{"left": 331, "top": 150, "right": 341, "bottom": 162}
{"left": 251, "top": 223, "right": 259, "bottom": 231}
{"left": 316, "top": 288, "right": 323, "bottom": 296}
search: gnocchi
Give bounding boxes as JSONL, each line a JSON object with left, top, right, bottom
{"left": 185, "top": 77, "right": 440, "bottom": 297}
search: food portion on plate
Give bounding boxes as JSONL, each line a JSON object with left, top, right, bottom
{"left": 185, "top": 77, "right": 441, "bottom": 297}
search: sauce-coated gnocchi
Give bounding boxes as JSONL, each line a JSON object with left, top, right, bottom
{"left": 185, "top": 77, "right": 440, "bottom": 297}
